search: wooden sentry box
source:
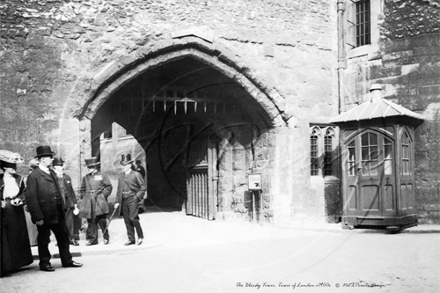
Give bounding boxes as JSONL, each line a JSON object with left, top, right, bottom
{"left": 330, "top": 86, "right": 424, "bottom": 232}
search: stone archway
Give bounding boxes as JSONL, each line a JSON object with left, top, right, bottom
{"left": 60, "top": 36, "right": 293, "bottom": 223}
{"left": 70, "top": 41, "right": 287, "bottom": 124}
{"left": 62, "top": 36, "right": 287, "bottom": 170}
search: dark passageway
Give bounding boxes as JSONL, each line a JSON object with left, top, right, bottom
{"left": 91, "top": 57, "right": 271, "bottom": 217}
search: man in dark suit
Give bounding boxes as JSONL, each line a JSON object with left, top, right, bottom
{"left": 25, "top": 145, "right": 82, "bottom": 272}
{"left": 53, "top": 157, "right": 80, "bottom": 246}
{"left": 114, "top": 158, "right": 147, "bottom": 246}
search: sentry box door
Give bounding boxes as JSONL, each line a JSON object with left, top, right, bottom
{"left": 343, "top": 129, "right": 396, "bottom": 224}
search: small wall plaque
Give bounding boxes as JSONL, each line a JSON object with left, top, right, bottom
{"left": 248, "top": 173, "right": 262, "bottom": 190}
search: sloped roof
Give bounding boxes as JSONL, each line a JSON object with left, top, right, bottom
{"left": 330, "top": 99, "right": 424, "bottom": 124}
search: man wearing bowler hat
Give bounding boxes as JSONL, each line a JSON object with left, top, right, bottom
{"left": 79, "top": 157, "right": 112, "bottom": 245}
{"left": 25, "top": 145, "right": 82, "bottom": 272}
{"left": 114, "top": 158, "right": 147, "bottom": 245}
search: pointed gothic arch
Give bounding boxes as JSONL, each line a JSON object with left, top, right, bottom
{"left": 63, "top": 37, "right": 287, "bottom": 127}
{"left": 57, "top": 37, "right": 293, "bottom": 223}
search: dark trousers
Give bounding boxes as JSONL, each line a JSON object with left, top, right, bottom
{"left": 36, "top": 206, "right": 72, "bottom": 268}
{"left": 87, "top": 214, "right": 109, "bottom": 244}
{"left": 73, "top": 214, "right": 81, "bottom": 241}
{"left": 122, "top": 196, "right": 143, "bottom": 241}
{"left": 65, "top": 209, "right": 81, "bottom": 241}
{"left": 65, "top": 209, "right": 73, "bottom": 240}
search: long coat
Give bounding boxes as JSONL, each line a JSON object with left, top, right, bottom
{"left": 59, "top": 174, "right": 77, "bottom": 209}
{"left": 115, "top": 170, "right": 147, "bottom": 217}
{"left": 25, "top": 167, "right": 66, "bottom": 224}
{"left": 79, "top": 171, "right": 112, "bottom": 219}
{"left": 1, "top": 174, "right": 33, "bottom": 276}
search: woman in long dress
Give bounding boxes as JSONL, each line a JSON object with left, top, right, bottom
{"left": 0, "top": 150, "right": 33, "bottom": 277}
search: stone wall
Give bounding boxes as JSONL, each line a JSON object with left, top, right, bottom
{"left": 0, "top": 0, "right": 337, "bottom": 146}
{"left": 0, "top": 0, "right": 338, "bottom": 225}
{"left": 343, "top": 0, "right": 440, "bottom": 223}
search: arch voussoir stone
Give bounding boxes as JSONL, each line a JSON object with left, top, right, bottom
{"left": 64, "top": 38, "right": 288, "bottom": 127}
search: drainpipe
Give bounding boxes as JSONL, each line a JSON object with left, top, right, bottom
{"left": 335, "top": 1, "right": 346, "bottom": 202}
{"left": 337, "top": 0, "right": 346, "bottom": 114}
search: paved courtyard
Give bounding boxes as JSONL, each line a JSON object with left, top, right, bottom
{"left": 1, "top": 212, "right": 439, "bottom": 293}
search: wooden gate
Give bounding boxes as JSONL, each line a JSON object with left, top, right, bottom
{"left": 186, "top": 168, "right": 209, "bottom": 219}
{"left": 185, "top": 137, "right": 217, "bottom": 220}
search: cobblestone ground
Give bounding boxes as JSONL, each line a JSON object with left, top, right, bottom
{"left": 1, "top": 215, "right": 439, "bottom": 293}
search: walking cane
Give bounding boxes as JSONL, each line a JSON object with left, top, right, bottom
{"left": 103, "top": 206, "right": 118, "bottom": 236}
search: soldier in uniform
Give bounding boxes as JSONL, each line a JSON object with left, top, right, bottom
{"left": 78, "top": 157, "right": 112, "bottom": 246}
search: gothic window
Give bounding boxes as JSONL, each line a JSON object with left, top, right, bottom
{"left": 310, "top": 127, "right": 320, "bottom": 176}
{"left": 401, "top": 132, "right": 412, "bottom": 175}
{"left": 310, "top": 126, "right": 337, "bottom": 177}
{"left": 324, "top": 128, "right": 336, "bottom": 176}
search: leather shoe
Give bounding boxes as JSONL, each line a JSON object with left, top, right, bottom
{"left": 40, "top": 265, "right": 55, "bottom": 272}
{"left": 63, "top": 261, "right": 83, "bottom": 268}
{"left": 86, "top": 241, "right": 98, "bottom": 246}
{"left": 137, "top": 238, "right": 143, "bottom": 245}
{"left": 124, "top": 240, "right": 135, "bottom": 246}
